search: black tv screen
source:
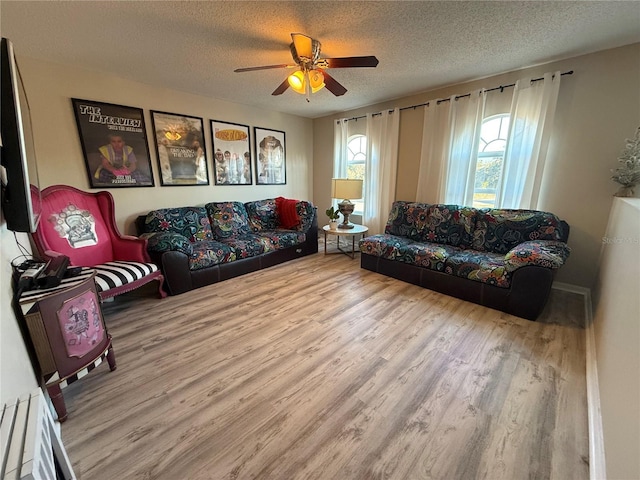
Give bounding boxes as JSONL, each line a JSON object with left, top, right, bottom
{"left": 1, "top": 37, "right": 41, "bottom": 233}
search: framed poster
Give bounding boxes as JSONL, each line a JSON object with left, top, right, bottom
{"left": 71, "top": 99, "right": 154, "bottom": 188}
{"left": 150, "top": 111, "right": 209, "bottom": 186}
{"left": 210, "top": 120, "right": 252, "bottom": 185}
{"left": 254, "top": 127, "right": 286, "bottom": 185}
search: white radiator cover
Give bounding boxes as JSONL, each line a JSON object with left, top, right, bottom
{"left": 1, "top": 389, "right": 75, "bottom": 479}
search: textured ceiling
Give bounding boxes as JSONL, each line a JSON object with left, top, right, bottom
{"left": 1, "top": 1, "right": 639, "bottom": 119}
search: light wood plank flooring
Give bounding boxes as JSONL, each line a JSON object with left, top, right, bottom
{"left": 61, "top": 247, "right": 588, "bottom": 479}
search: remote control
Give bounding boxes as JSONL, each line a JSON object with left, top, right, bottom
{"left": 18, "top": 263, "right": 46, "bottom": 290}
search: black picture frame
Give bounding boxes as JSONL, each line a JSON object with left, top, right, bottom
{"left": 150, "top": 110, "right": 209, "bottom": 186}
{"left": 71, "top": 98, "right": 154, "bottom": 188}
{"left": 254, "top": 127, "right": 286, "bottom": 185}
{"left": 210, "top": 120, "right": 253, "bottom": 185}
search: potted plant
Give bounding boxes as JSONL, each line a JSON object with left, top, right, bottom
{"left": 326, "top": 206, "right": 340, "bottom": 230}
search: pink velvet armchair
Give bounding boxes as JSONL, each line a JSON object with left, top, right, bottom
{"left": 31, "top": 184, "right": 166, "bottom": 300}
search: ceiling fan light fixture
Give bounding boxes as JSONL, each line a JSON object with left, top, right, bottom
{"left": 309, "top": 69, "right": 325, "bottom": 93}
{"left": 288, "top": 70, "right": 306, "bottom": 94}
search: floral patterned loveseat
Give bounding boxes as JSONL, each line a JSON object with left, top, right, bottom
{"left": 136, "top": 198, "right": 317, "bottom": 295}
{"left": 359, "top": 201, "right": 570, "bottom": 320}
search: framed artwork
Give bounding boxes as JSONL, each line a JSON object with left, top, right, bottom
{"left": 254, "top": 127, "right": 286, "bottom": 185}
{"left": 150, "top": 111, "right": 209, "bottom": 186}
{"left": 210, "top": 120, "right": 253, "bottom": 185}
{"left": 57, "top": 288, "right": 105, "bottom": 359}
{"left": 71, "top": 98, "right": 154, "bottom": 188}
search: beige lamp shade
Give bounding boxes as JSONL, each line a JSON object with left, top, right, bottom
{"left": 331, "top": 178, "right": 363, "bottom": 200}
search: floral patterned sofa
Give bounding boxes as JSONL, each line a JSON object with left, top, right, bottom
{"left": 136, "top": 198, "right": 317, "bottom": 295}
{"left": 359, "top": 201, "right": 571, "bottom": 320}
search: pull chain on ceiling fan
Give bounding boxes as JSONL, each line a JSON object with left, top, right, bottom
{"left": 234, "top": 33, "right": 379, "bottom": 102}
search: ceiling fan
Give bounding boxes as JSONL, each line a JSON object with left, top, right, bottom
{"left": 234, "top": 33, "right": 379, "bottom": 101}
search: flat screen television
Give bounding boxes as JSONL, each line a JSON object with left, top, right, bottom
{"left": 1, "top": 37, "right": 41, "bottom": 233}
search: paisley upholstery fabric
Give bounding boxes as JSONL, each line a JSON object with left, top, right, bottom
{"left": 445, "top": 250, "right": 511, "bottom": 288}
{"left": 384, "top": 202, "right": 432, "bottom": 240}
{"left": 141, "top": 231, "right": 193, "bottom": 256}
{"left": 219, "top": 234, "right": 267, "bottom": 258}
{"left": 189, "top": 241, "right": 236, "bottom": 271}
{"left": 206, "top": 202, "right": 252, "bottom": 239}
{"left": 504, "top": 240, "right": 571, "bottom": 272}
{"left": 142, "top": 207, "right": 212, "bottom": 242}
{"left": 361, "top": 202, "right": 570, "bottom": 289}
{"left": 258, "top": 230, "right": 306, "bottom": 250}
{"left": 359, "top": 234, "right": 459, "bottom": 271}
{"left": 245, "top": 198, "right": 278, "bottom": 232}
{"left": 295, "top": 201, "right": 316, "bottom": 233}
{"left": 143, "top": 200, "right": 315, "bottom": 272}
{"left": 421, "top": 204, "right": 477, "bottom": 248}
{"left": 472, "top": 209, "right": 566, "bottom": 254}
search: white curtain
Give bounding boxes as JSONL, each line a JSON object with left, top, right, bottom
{"left": 498, "top": 71, "right": 561, "bottom": 209}
{"left": 416, "top": 97, "right": 452, "bottom": 203}
{"left": 443, "top": 90, "right": 486, "bottom": 205}
{"left": 333, "top": 118, "right": 349, "bottom": 179}
{"left": 363, "top": 108, "right": 400, "bottom": 234}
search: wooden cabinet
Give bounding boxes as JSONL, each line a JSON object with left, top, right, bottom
{"left": 19, "top": 270, "right": 116, "bottom": 422}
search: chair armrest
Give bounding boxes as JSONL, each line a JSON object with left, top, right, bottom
{"left": 110, "top": 234, "right": 152, "bottom": 263}
{"left": 140, "top": 232, "right": 193, "bottom": 256}
{"left": 504, "top": 240, "right": 571, "bottom": 273}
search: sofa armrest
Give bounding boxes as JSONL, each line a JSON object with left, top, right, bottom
{"left": 504, "top": 240, "right": 571, "bottom": 273}
{"left": 140, "top": 232, "right": 193, "bottom": 256}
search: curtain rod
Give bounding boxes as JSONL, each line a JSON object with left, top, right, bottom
{"left": 339, "top": 70, "right": 573, "bottom": 123}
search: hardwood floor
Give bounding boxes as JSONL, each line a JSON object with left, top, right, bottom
{"left": 61, "top": 247, "right": 588, "bottom": 479}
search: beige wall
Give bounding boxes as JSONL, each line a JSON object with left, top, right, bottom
{"left": 19, "top": 57, "right": 314, "bottom": 235}
{"left": 0, "top": 227, "right": 39, "bottom": 404}
{"left": 592, "top": 198, "right": 640, "bottom": 480}
{"left": 1, "top": 57, "right": 313, "bottom": 404}
{"left": 313, "top": 43, "right": 640, "bottom": 288}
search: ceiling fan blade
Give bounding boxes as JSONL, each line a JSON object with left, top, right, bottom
{"left": 271, "top": 78, "right": 290, "bottom": 96}
{"left": 322, "top": 71, "right": 347, "bottom": 96}
{"left": 234, "top": 64, "right": 296, "bottom": 73}
{"left": 291, "top": 33, "right": 313, "bottom": 58}
{"left": 323, "top": 56, "right": 379, "bottom": 68}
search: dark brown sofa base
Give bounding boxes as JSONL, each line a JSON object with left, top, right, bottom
{"left": 153, "top": 224, "right": 318, "bottom": 296}
{"left": 361, "top": 253, "right": 555, "bottom": 320}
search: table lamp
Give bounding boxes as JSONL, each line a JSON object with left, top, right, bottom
{"left": 331, "top": 178, "right": 363, "bottom": 229}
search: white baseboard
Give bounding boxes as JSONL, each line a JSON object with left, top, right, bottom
{"left": 554, "top": 283, "right": 606, "bottom": 479}
{"left": 552, "top": 281, "right": 591, "bottom": 296}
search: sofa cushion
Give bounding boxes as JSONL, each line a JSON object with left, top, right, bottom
{"left": 219, "top": 233, "right": 267, "bottom": 258}
{"left": 245, "top": 198, "right": 278, "bottom": 231}
{"left": 384, "top": 201, "right": 432, "bottom": 240}
{"left": 206, "top": 202, "right": 252, "bottom": 239}
{"left": 444, "top": 250, "right": 510, "bottom": 288}
{"left": 422, "top": 204, "right": 478, "bottom": 248}
{"left": 93, "top": 261, "right": 159, "bottom": 293}
{"left": 360, "top": 234, "right": 459, "bottom": 271}
{"left": 257, "top": 230, "right": 306, "bottom": 250}
{"left": 275, "top": 196, "right": 300, "bottom": 229}
{"left": 142, "top": 231, "right": 193, "bottom": 256}
{"left": 143, "top": 207, "right": 212, "bottom": 242}
{"left": 472, "top": 209, "right": 566, "bottom": 254}
{"left": 189, "top": 241, "right": 236, "bottom": 271}
{"left": 504, "top": 240, "right": 571, "bottom": 272}
{"left": 296, "top": 201, "right": 316, "bottom": 233}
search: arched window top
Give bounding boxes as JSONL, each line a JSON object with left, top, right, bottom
{"left": 347, "top": 134, "right": 366, "bottom": 164}
{"left": 478, "top": 114, "right": 509, "bottom": 156}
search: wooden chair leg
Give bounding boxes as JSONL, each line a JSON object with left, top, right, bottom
{"left": 47, "top": 384, "right": 67, "bottom": 423}
{"left": 106, "top": 343, "right": 117, "bottom": 372}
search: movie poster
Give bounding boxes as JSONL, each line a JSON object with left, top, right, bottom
{"left": 71, "top": 99, "right": 154, "bottom": 188}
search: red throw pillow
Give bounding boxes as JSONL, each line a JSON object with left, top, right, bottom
{"left": 275, "top": 196, "right": 300, "bottom": 229}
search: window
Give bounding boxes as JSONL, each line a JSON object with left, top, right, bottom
{"left": 346, "top": 134, "right": 366, "bottom": 214}
{"left": 473, "top": 114, "right": 510, "bottom": 208}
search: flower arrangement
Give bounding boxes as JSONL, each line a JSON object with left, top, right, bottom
{"left": 611, "top": 127, "right": 640, "bottom": 196}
